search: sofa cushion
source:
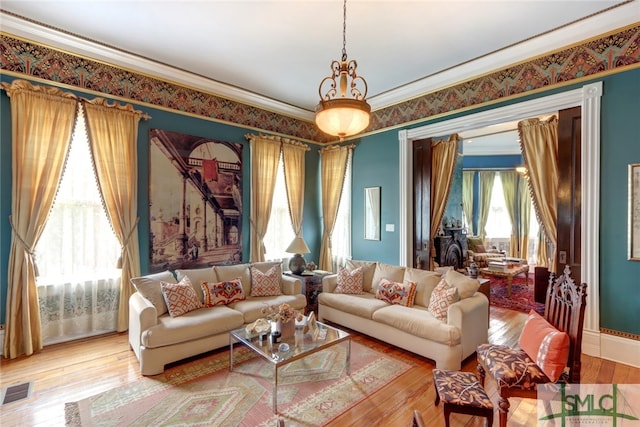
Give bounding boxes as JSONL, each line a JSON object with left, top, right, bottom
{"left": 175, "top": 267, "right": 217, "bottom": 303}
{"left": 141, "top": 305, "right": 245, "bottom": 349}
{"left": 370, "top": 263, "right": 406, "bottom": 294}
{"left": 372, "top": 304, "right": 461, "bottom": 346}
{"left": 467, "top": 236, "right": 484, "bottom": 252}
{"left": 317, "top": 292, "right": 389, "bottom": 319}
{"left": 335, "top": 267, "right": 364, "bottom": 294}
{"left": 250, "top": 265, "right": 282, "bottom": 296}
{"left": 201, "top": 278, "right": 246, "bottom": 307}
{"left": 428, "top": 278, "right": 460, "bottom": 321}
{"left": 215, "top": 263, "right": 252, "bottom": 295}
{"left": 130, "top": 270, "right": 176, "bottom": 316}
{"left": 345, "top": 260, "right": 377, "bottom": 292}
{"left": 519, "top": 310, "right": 570, "bottom": 382}
{"left": 403, "top": 268, "right": 442, "bottom": 307}
{"left": 230, "top": 294, "right": 307, "bottom": 323}
{"left": 161, "top": 277, "right": 203, "bottom": 317}
{"left": 444, "top": 269, "right": 480, "bottom": 299}
{"left": 375, "top": 279, "right": 417, "bottom": 307}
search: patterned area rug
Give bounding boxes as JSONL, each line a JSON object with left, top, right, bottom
{"left": 65, "top": 341, "right": 410, "bottom": 426}
{"left": 489, "top": 276, "right": 545, "bottom": 315}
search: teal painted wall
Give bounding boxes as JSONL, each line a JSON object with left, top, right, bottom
{"left": 351, "top": 68, "right": 640, "bottom": 336}
{"left": 599, "top": 69, "right": 640, "bottom": 335}
{"left": 351, "top": 131, "right": 400, "bottom": 265}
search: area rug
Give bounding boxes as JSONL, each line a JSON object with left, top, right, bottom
{"left": 489, "top": 276, "right": 545, "bottom": 315}
{"left": 65, "top": 341, "right": 410, "bottom": 427}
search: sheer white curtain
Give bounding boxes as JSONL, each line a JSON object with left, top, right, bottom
{"left": 330, "top": 151, "right": 352, "bottom": 271}
{"left": 263, "top": 153, "right": 295, "bottom": 264}
{"left": 35, "top": 106, "right": 121, "bottom": 345}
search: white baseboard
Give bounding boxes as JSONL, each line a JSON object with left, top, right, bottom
{"left": 601, "top": 333, "right": 640, "bottom": 368}
{"left": 582, "top": 329, "right": 601, "bottom": 359}
{"left": 583, "top": 329, "right": 640, "bottom": 368}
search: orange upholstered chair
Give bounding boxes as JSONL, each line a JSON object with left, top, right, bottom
{"left": 476, "top": 265, "right": 587, "bottom": 427}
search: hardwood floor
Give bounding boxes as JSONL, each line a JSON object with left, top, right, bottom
{"left": 1, "top": 306, "right": 639, "bottom": 427}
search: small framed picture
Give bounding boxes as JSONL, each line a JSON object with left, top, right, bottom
{"left": 629, "top": 163, "right": 640, "bottom": 261}
{"left": 304, "top": 312, "right": 320, "bottom": 341}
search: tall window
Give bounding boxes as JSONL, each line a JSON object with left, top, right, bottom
{"left": 263, "top": 153, "right": 295, "bottom": 262}
{"left": 484, "top": 174, "right": 511, "bottom": 252}
{"left": 331, "top": 151, "right": 352, "bottom": 270}
{"left": 35, "top": 105, "right": 121, "bottom": 345}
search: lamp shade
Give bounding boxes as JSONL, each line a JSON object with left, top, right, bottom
{"left": 315, "top": 98, "right": 371, "bottom": 139}
{"left": 286, "top": 236, "right": 310, "bottom": 255}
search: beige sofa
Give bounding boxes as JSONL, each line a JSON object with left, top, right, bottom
{"left": 129, "top": 262, "right": 306, "bottom": 375}
{"left": 318, "top": 260, "right": 488, "bottom": 370}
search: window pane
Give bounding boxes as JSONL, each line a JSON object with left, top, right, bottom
{"left": 263, "top": 154, "right": 295, "bottom": 261}
{"left": 36, "top": 108, "right": 120, "bottom": 284}
{"left": 484, "top": 174, "right": 511, "bottom": 250}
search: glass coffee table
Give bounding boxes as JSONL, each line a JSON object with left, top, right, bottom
{"left": 229, "top": 320, "right": 351, "bottom": 414}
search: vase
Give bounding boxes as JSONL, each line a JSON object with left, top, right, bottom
{"left": 280, "top": 320, "right": 295, "bottom": 339}
{"left": 467, "top": 262, "right": 479, "bottom": 279}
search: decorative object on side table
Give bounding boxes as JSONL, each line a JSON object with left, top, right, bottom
{"left": 467, "top": 261, "right": 479, "bottom": 278}
{"left": 286, "top": 236, "right": 311, "bottom": 274}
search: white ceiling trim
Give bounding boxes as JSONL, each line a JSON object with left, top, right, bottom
{"left": 370, "top": 2, "right": 639, "bottom": 110}
{"left": 1, "top": 12, "right": 313, "bottom": 121}
{"left": 1, "top": 3, "right": 638, "bottom": 122}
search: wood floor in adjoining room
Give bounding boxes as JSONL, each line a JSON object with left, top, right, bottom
{"left": 1, "top": 306, "right": 639, "bottom": 427}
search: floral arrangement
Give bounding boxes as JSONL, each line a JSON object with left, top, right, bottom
{"left": 261, "top": 303, "right": 302, "bottom": 323}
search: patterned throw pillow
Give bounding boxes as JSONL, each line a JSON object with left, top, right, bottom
{"left": 428, "top": 278, "right": 460, "bottom": 321}
{"left": 250, "top": 265, "right": 282, "bottom": 297}
{"left": 335, "top": 267, "right": 364, "bottom": 294}
{"left": 519, "top": 310, "right": 570, "bottom": 382}
{"left": 201, "top": 278, "right": 246, "bottom": 307}
{"left": 375, "top": 278, "right": 417, "bottom": 307}
{"left": 161, "top": 276, "right": 203, "bottom": 317}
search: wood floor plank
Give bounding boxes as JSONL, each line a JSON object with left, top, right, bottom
{"left": 1, "top": 306, "right": 638, "bottom": 427}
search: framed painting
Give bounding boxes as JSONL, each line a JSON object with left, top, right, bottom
{"left": 630, "top": 163, "right": 640, "bottom": 261}
{"left": 148, "top": 129, "right": 243, "bottom": 273}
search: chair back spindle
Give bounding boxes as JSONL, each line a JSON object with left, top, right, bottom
{"left": 543, "top": 265, "right": 587, "bottom": 383}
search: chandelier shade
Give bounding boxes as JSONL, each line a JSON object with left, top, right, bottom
{"left": 315, "top": 98, "right": 371, "bottom": 139}
{"left": 314, "top": 0, "right": 370, "bottom": 140}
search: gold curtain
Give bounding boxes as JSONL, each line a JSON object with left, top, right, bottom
{"left": 318, "top": 145, "right": 352, "bottom": 271}
{"left": 1, "top": 80, "right": 77, "bottom": 358}
{"left": 477, "top": 171, "right": 496, "bottom": 240}
{"left": 462, "top": 171, "right": 475, "bottom": 235}
{"left": 83, "top": 99, "right": 147, "bottom": 332}
{"left": 518, "top": 116, "right": 558, "bottom": 271}
{"left": 518, "top": 175, "right": 531, "bottom": 261}
{"left": 282, "top": 139, "right": 310, "bottom": 239}
{"left": 429, "top": 134, "right": 459, "bottom": 270}
{"left": 247, "top": 134, "right": 281, "bottom": 262}
{"left": 501, "top": 171, "right": 518, "bottom": 257}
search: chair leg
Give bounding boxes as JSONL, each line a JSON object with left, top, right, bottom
{"left": 498, "top": 395, "right": 510, "bottom": 427}
{"left": 477, "top": 363, "right": 486, "bottom": 386}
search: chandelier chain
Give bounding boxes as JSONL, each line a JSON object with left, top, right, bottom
{"left": 342, "top": 0, "right": 347, "bottom": 61}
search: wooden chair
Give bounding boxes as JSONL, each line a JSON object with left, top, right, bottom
{"left": 476, "top": 265, "right": 587, "bottom": 427}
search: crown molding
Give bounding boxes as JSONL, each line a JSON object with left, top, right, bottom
{"left": 369, "top": 1, "right": 640, "bottom": 110}
{"left": 0, "top": 12, "right": 315, "bottom": 122}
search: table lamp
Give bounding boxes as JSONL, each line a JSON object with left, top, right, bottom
{"left": 286, "top": 236, "right": 310, "bottom": 275}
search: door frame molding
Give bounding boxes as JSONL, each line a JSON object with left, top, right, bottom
{"left": 398, "top": 81, "right": 603, "bottom": 358}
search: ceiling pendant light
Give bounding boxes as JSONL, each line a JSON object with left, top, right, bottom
{"left": 315, "top": 0, "right": 370, "bottom": 140}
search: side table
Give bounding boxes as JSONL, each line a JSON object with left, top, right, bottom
{"left": 285, "top": 271, "right": 329, "bottom": 315}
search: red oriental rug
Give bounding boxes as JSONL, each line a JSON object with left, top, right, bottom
{"left": 489, "top": 276, "right": 544, "bottom": 315}
{"left": 65, "top": 341, "right": 410, "bottom": 427}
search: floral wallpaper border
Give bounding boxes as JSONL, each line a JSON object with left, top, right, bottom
{"left": 1, "top": 24, "right": 639, "bottom": 142}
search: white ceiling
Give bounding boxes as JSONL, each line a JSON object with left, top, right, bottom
{"left": 1, "top": 0, "right": 638, "bottom": 153}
